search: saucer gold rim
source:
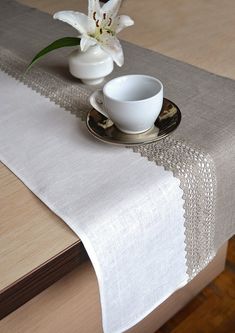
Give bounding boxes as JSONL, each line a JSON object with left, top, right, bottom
{"left": 86, "top": 98, "right": 181, "bottom": 146}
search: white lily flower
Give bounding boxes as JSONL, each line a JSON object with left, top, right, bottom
{"left": 53, "top": 0, "right": 134, "bottom": 66}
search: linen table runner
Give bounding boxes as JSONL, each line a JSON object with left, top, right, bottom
{"left": 1, "top": 0, "right": 234, "bottom": 271}
{"left": 1, "top": 0, "right": 235, "bottom": 332}
{"left": 0, "top": 69, "right": 188, "bottom": 333}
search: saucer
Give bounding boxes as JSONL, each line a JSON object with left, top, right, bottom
{"left": 86, "top": 98, "right": 181, "bottom": 146}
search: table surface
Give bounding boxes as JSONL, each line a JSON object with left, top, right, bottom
{"left": 1, "top": 0, "right": 235, "bottom": 292}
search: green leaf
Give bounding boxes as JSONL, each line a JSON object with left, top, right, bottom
{"left": 25, "top": 37, "right": 80, "bottom": 72}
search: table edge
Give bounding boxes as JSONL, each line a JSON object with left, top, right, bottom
{"left": 0, "top": 240, "right": 88, "bottom": 319}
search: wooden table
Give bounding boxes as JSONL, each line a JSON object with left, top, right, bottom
{"left": 1, "top": 0, "right": 234, "bottom": 331}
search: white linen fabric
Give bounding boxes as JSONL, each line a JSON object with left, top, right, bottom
{"left": 0, "top": 70, "right": 187, "bottom": 332}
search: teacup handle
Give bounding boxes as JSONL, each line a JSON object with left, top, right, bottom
{"left": 89, "top": 90, "right": 109, "bottom": 118}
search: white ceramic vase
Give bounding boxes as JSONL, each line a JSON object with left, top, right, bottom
{"left": 68, "top": 45, "right": 114, "bottom": 85}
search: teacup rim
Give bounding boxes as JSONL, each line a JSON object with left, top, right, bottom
{"left": 103, "top": 74, "right": 163, "bottom": 104}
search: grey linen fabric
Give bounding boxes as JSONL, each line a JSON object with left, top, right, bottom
{"left": 0, "top": 0, "right": 234, "bottom": 276}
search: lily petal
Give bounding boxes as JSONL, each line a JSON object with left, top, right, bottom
{"left": 101, "top": 0, "right": 122, "bottom": 18}
{"left": 100, "top": 35, "right": 124, "bottom": 66}
{"left": 80, "top": 35, "right": 97, "bottom": 52}
{"left": 53, "top": 11, "right": 95, "bottom": 35}
{"left": 113, "top": 15, "right": 134, "bottom": 34}
{"left": 88, "top": 0, "right": 102, "bottom": 20}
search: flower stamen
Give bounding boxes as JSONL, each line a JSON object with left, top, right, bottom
{"left": 108, "top": 18, "right": 112, "bottom": 26}
{"left": 93, "top": 12, "right": 96, "bottom": 20}
{"left": 96, "top": 20, "right": 100, "bottom": 27}
{"left": 103, "top": 13, "right": 106, "bottom": 20}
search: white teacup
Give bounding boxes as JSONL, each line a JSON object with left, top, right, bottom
{"left": 89, "top": 75, "right": 163, "bottom": 134}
